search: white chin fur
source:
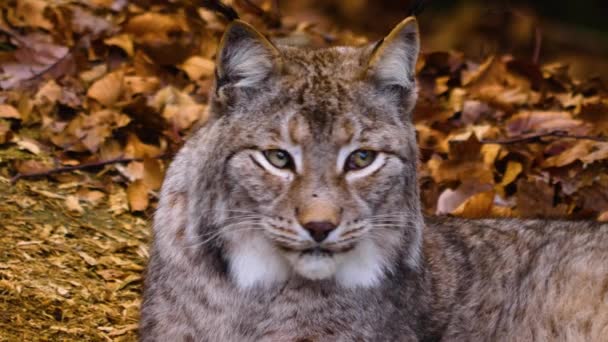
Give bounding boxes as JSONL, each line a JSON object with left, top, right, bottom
{"left": 288, "top": 239, "right": 388, "bottom": 287}
{"left": 293, "top": 254, "right": 337, "bottom": 280}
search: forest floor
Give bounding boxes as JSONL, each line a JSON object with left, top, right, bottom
{"left": 1, "top": 148, "right": 146, "bottom": 341}
{"left": 1, "top": 0, "right": 607, "bottom": 340}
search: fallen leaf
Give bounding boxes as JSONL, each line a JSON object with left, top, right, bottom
{"left": 8, "top": 0, "right": 54, "bottom": 30}
{"left": 15, "top": 137, "right": 43, "bottom": 155}
{"left": 65, "top": 195, "right": 84, "bottom": 213}
{"left": 77, "top": 251, "right": 98, "bottom": 266}
{"left": 76, "top": 188, "right": 106, "bottom": 206}
{"left": 126, "top": 180, "right": 149, "bottom": 211}
{"left": 506, "top": 111, "right": 591, "bottom": 137}
{"left": 179, "top": 56, "right": 215, "bottom": 80}
{"left": 87, "top": 70, "right": 125, "bottom": 106}
{"left": 436, "top": 181, "right": 493, "bottom": 214}
{"left": 0, "top": 120, "right": 11, "bottom": 143}
{"left": 104, "top": 34, "right": 134, "bottom": 56}
{"left": 143, "top": 157, "right": 164, "bottom": 190}
{"left": 0, "top": 104, "right": 21, "bottom": 119}
{"left": 0, "top": 33, "right": 69, "bottom": 89}
{"left": 452, "top": 191, "right": 494, "bottom": 218}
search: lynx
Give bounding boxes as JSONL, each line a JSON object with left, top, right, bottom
{"left": 140, "top": 17, "right": 608, "bottom": 341}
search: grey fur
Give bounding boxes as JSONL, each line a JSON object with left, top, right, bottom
{"left": 140, "top": 18, "right": 608, "bottom": 341}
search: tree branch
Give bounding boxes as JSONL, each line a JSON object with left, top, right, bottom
{"left": 481, "top": 131, "right": 608, "bottom": 145}
{"left": 10, "top": 155, "right": 166, "bottom": 184}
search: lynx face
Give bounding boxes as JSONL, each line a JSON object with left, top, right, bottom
{"left": 186, "top": 18, "right": 422, "bottom": 289}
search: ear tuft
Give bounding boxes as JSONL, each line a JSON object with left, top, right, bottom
{"left": 367, "top": 17, "right": 420, "bottom": 89}
{"left": 216, "top": 20, "right": 280, "bottom": 88}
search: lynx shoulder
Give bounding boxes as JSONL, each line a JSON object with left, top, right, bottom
{"left": 140, "top": 17, "right": 608, "bottom": 341}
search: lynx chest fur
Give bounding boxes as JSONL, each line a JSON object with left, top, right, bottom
{"left": 140, "top": 17, "right": 608, "bottom": 341}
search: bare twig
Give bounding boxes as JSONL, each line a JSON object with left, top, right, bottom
{"left": 532, "top": 27, "right": 542, "bottom": 64}
{"left": 481, "top": 131, "right": 608, "bottom": 145}
{"left": 10, "top": 155, "right": 166, "bottom": 184}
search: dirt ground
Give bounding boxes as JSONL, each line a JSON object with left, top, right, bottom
{"left": 1, "top": 147, "right": 147, "bottom": 341}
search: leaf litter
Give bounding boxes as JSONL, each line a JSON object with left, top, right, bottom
{"left": 0, "top": 0, "right": 607, "bottom": 340}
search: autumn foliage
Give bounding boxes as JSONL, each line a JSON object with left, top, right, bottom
{"left": 1, "top": 0, "right": 607, "bottom": 219}
{"left": 0, "top": 0, "right": 607, "bottom": 340}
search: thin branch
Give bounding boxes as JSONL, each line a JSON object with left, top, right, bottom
{"left": 532, "top": 27, "right": 542, "bottom": 64}
{"left": 481, "top": 131, "right": 608, "bottom": 145}
{"left": 10, "top": 155, "right": 166, "bottom": 184}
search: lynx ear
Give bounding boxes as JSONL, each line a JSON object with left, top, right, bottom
{"left": 216, "top": 20, "right": 280, "bottom": 88}
{"left": 367, "top": 17, "right": 420, "bottom": 90}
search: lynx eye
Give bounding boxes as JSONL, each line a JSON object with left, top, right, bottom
{"left": 345, "top": 150, "right": 377, "bottom": 171}
{"left": 263, "top": 149, "right": 294, "bottom": 170}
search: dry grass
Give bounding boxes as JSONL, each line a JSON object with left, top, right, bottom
{"left": 0, "top": 167, "right": 149, "bottom": 341}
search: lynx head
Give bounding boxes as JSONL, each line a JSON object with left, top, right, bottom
{"left": 174, "top": 17, "right": 422, "bottom": 289}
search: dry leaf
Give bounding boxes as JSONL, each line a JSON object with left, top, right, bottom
{"left": 436, "top": 182, "right": 493, "bottom": 214}
{"left": 65, "top": 195, "right": 84, "bottom": 213}
{"left": 179, "top": 56, "right": 215, "bottom": 80}
{"left": 452, "top": 191, "right": 494, "bottom": 218}
{"left": 76, "top": 188, "right": 106, "bottom": 206}
{"left": 126, "top": 180, "right": 149, "bottom": 211}
{"left": 15, "top": 137, "right": 42, "bottom": 155}
{"left": 9, "top": 0, "right": 54, "bottom": 30}
{"left": 143, "top": 157, "right": 164, "bottom": 190}
{"left": 87, "top": 70, "right": 125, "bottom": 106}
{"left": 0, "top": 33, "right": 69, "bottom": 89}
{"left": 0, "top": 104, "right": 21, "bottom": 119}
{"left": 506, "top": 111, "right": 590, "bottom": 137}
{"left": 0, "top": 120, "right": 11, "bottom": 144}
{"left": 104, "top": 34, "right": 134, "bottom": 56}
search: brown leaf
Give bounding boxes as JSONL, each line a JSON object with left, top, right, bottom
{"left": 506, "top": 111, "right": 591, "bottom": 137}
{"left": 15, "top": 137, "right": 43, "bottom": 155}
{"left": 69, "top": 6, "right": 111, "bottom": 36}
{"left": 76, "top": 188, "right": 106, "bottom": 206}
{"left": 496, "top": 160, "right": 522, "bottom": 198}
{"left": 143, "top": 157, "right": 164, "bottom": 191}
{"left": 8, "top": 0, "right": 54, "bottom": 30}
{"left": 516, "top": 177, "right": 570, "bottom": 218}
{"left": 0, "top": 33, "right": 69, "bottom": 89}
{"left": 126, "top": 180, "right": 149, "bottom": 212}
{"left": 154, "top": 86, "right": 208, "bottom": 131}
{"left": 125, "top": 12, "right": 194, "bottom": 65}
{"left": 179, "top": 56, "right": 215, "bottom": 81}
{"left": 543, "top": 141, "right": 608, "bottom": 168}
{"left": 123, "top": 133, "right": 163, "bottom": 159}
{"left": 0, "top": 104, "right": 21, "bottom": 119}
{"left": 0, "top": 120, "right": 11, "bottom": 144}
{"left": 452, "top": 191, "right": 494, "bottom": 218}
{"left": 13, "top": 159, "right": 51, "bottom": 175}
{"left": 104, "top": 34, "right": 134, "bottom": 56}
{"left": 124, "top": 76, "right": 160, "bottom": 96}
{"left": 87, "top": 70, "right": 125, "bottom": 107}
{"left": 65, "top": 195, "right": 84, "bottom": 214}
{"left": 436, "top": 182, "right": 493, "bottom": 214}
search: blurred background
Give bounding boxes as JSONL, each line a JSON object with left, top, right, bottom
{"left": 281, "top": 0, "right": 608, "bottom": 80}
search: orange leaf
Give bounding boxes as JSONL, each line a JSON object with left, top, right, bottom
{"left": 126, "top": 180, "right": 149, "bottom": 212}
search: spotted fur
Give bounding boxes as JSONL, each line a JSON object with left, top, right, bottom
{"left": 140, "top": 17, "right": 608, "bottom": 341}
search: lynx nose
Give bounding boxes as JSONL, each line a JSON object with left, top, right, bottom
{"left": 303, "top": 221, "right": 337, "bottom": 243}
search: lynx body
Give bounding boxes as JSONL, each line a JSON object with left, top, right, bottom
{"left": 140, "top": 17, "right": 608, "bottom": 341}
